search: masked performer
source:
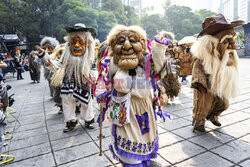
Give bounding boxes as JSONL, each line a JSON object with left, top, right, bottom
{"left": 28, "top": 51, "right": 41, "bottom": 83}
{"left": 37, "top": 23, "right": 96, "bottom": 132}
{"left": 98, "top": 25, "right": 178, "bottom": 167}
{"left": 191, "top": 14, "right": 244, "bottom": 132}
{"left": 40, "top": 37, "right": 60, "bottom": 96}
{"left": 175, "top": 36, "right": 196, "bottom": 83}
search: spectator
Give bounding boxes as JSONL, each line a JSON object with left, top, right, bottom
{"left": 29, "top": 51, "right": 41, "bottom": 83}
{"left": 13, "top": 57, "right": 23, "bottom": 80}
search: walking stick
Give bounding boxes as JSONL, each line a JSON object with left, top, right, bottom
{"left": 99, "top": 99, "right": 104, "bottom": 156}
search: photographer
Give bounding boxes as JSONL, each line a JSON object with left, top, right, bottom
{"left": 0, "top": 80, "right": 8, "bottom": 157}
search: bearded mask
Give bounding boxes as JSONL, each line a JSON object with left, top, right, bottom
{"left": 215, "top": 28, "right": 237, "bottom": 66}
{"left": 111, "top": 30, "right": 145, "bottom": 70}
{"left": 43, "top": 43, "right": 55, "bottom": 55}
{"left": 70, "top": 36, "right": 87, "bottom": 57}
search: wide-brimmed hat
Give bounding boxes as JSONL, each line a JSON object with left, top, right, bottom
{"left": 65, "top": 23, "right": 96, "bottom": 39}
{"left": 198, "top": 14, "right": 244, "bottom": 37}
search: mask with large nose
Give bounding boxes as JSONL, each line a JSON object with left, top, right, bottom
{"left": 112, "top": 30, "right": 145, "bottom": 69}
{"left": 70, "top": 36, "right": 86, "bottom": 57}
{"left": 43, "top": 43, "right": 55, "bottom": 55}
{"left": 215, "top": 28, "right": 237, "bottom": 66}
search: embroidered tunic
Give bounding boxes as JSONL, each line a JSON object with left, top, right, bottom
{"left": 108, "top": 57, "right": 159, "bottom": 166}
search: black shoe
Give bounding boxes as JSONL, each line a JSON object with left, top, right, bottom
{"left": 75, "top": 105, "right": 80, "bottom": 113}
{"left": 196, "top": 125, "right": 206, "bottom": 132}
{"left": 21, "top": 78, "right": 24, "bottom": 80}
{"left": 63, "top": 120, "right": 77, "bottom": 133}
{"left": 211, "top": 120, "right": 221, "bottom": 127}
{"left": 63, "top": 124, "right": 74, "bottom": 132}
{"left": 85, "top": 118, "right": 95, "bottom": 129}
{"left": 71, "top": 120, "right": 78, "bottom": 127}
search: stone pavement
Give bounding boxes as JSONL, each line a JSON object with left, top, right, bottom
{"left": 1, "top": 58, "right": 250, "bottom": 167}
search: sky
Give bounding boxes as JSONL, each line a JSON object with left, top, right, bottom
{"left": 142, "top": 0, "right": 221, "bottom": 15}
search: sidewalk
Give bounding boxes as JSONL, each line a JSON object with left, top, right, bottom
{"left": 2, "top": 58, "right": 250, "bottom": 167}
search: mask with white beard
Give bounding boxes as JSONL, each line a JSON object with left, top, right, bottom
{"left": 51, "top": 32, "right": 95, "bottom": 87}
{"left": 191, "top": 33, "right": 239, "bottom": 100}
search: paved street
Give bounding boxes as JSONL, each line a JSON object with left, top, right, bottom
{"left": 2, "top": 58, "right": 250, "bottom": 167}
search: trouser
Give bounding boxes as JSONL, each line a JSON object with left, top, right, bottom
{"left": 181, "top": 76, "right": 187, "bottom": 82}
{"left": 53, "top": 86, "right": 62, "bottom": 106}
{"left": 0, "top": 124, "right": 6, "bottom": 154}
{"left": 192, "top": 90, "right": 229, "bottom": 126}
{"left": 61, "top": 95, "right": 94, "bottom": 123}
{"left": 48, "top": 80, "right": 54, "bottom": 97}
{"left": 17, "top": 69, "right": 22, "bottom": 79}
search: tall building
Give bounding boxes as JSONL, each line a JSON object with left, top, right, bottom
{"left": 238, "top": 0, "right": 249, "bottom": 21}
{"left": 122, "top": 0, "right": 142, "bottom": 17}
{"left": 219, "top": 0, "right": 250, "bottom": 22}
{"left": 122, "top": 0, "right": 130, "bottom": 6}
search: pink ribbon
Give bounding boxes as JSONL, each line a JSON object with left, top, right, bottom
{"left": 103, "top": 46, "right": 109, "bottom": 58}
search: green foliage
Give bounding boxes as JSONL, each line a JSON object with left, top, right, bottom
{"left": 0, "top": 0, "right": 23, "bottom": 33}
{"left": 164, "top": 6, "right": 216, "bottom": 40}
{"left": 0, "top": 0, "right": 217, "bottom": 50}
{"left": 97, "top": 11, "right": 117, "bottom": 41}
{"left": 124, "top": 5, "right": 140, "bottom": 26}
{"left": 141, "top": 14, "right": 170, "bottom": 40}
{"left": 165, "top": 5, "right": 194, "bottom": 40}
{"left": 140, "top": 4, "right": 216, "bottom": 41}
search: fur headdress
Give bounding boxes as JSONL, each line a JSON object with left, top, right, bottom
{"left": 40, "top": 37, "right": 59, "bottom": 48}
{"left": 159, "top": 31, "right": 175, "bottom": 43}
{"left": 107, "top": 25, "right": 147, "bottom": 48}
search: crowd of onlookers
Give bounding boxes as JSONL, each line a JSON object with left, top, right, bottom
{"left": 0, "top": 52, "right": 41, "bottom": 82}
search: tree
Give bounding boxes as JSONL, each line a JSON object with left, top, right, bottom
{"left": 164, "top": 5, "right": 216, "bottom": 40}
{"left": 101, "top": 0, "right": 128, "bottom": 25}
{"left": 54, "top": 0, "right": 98, "bottom": 42}
{"left": 163, "top": 0, "right": 171, "bottom": 10}
{"left": 124, "top": 5, "right": 140, "bottom": 26}
{"left": 194, "top": 9, "right": 216, "bottom": 20}
{"left": 97, "top": 11, "right": 117, "bottom": 42}
{"left": 0, "top": 0, "right": 23, "bottom": 34}
{"left": 164, "top": 5, "right": 195, "bottom": 40}
{"left": 0, "top": 0, "right": 61, "bottom": 47}
{"left": 141, "top": 14, "right": 170, "bottom": 40}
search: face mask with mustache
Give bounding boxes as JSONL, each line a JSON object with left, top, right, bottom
{"left": 70, "top": 36, "right": 86, "bottom": 57}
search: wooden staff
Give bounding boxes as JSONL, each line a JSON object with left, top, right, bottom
{"left": 99, "top": 99, "right": 104, "bottom": 156}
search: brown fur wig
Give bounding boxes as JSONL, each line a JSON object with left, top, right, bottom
{"left": 162, "top": 73, "right": 181, "bottom": 100}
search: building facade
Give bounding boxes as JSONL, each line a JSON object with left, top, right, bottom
{"left": 219, "top": 0, "right": 250, "bottom": 22}
{"left": 122, "top": 0, "right": 142, "bottom": 17}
